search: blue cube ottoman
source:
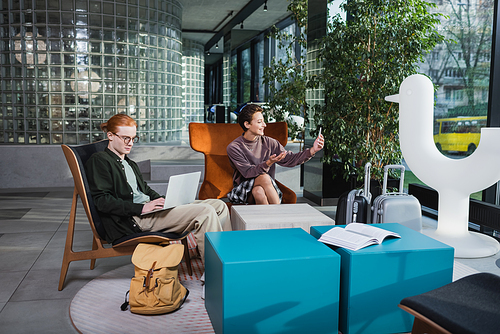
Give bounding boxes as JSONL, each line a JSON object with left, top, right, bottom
{"left": 205, "top": 228, "right": 341, "bottom": 334}
{"left": 311, "top": 223, "right": 454, "bottom": 334}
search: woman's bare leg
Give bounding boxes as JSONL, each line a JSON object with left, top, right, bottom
{"left": 252, "top": 174, "right": 280, "bottom": 204}
{"left": 251, "top": 185, "right": 269, "bottom": 204}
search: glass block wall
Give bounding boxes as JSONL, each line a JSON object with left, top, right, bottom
{"left": 305, "top": 39, "right": 324, "bottom": 121}
{"left": 0, "top": 0, "right": 183, "bottom": 145}
{"left": 222, "top": 36, "right": 231, "bottom": 107}
{"left": 182, "top": 38, "right": 204, "bottom": 124}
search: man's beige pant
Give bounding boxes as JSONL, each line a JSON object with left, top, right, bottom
{"left": 134, "top": 199, "right": 230, "bottom": 263}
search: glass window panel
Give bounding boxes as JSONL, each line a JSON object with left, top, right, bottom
{"left": 104, "top": 43, "right": 114, "bottom": 54}
{"left": 62, "top": 27, "right": 75, "bottom": 39}
{"left": 129, "top": 19, "right": 138, "bottom": 31}
{"left": 48, "top": 13, "right": 60, "bottom": 24}
{"left": 116, "top": 18, "right": 127, "bottom": 30}
{"left": 91, "top": 107, "right": 103, "bottom": 118}
{"left": 89, "top": 29, "right": 102, "bottom": 40}
{"left": 39, "top": 119, "right": 49, "bottom": 131}
{"left": 129, "top": 6, "right": 138, "bottom": 18}
{"left": 104, "top": 56, "right": 114, "bottom": 67}
{"left": 64, "top": 80, "right": 73, "bottom": 92}
{"left": 64, "top": 54, "right": 75, "bottom": 65}
{"left": 78, "top": 133, "right": 90, "bottom": 144}
{"left": 116, "top": 44, "right": 126, "bottom": 55}
{"left": 62, "top": 0, "right": 75, "bottom": 11}
{"left": 91, "top": 42, "right": 101, "bottom": 53}
{"left": 16, "top": 132, "right": 25, "bottom": 143}
{"left": 103, "top": 16, "right": 114, "bottom": 27}
{"left": 38, "top": 93, "right": 48, "bottom": 104}
{"left": 36, "top": 13, "right": 47, "bottom": 24}
{"left": 63, "top": 107, "right": 75, "bottom": 118}
{"left": 38, "top": 107, "right": 49, "bottom": 118}
{"left": 51, "top": 107, "right": 63, "bottom": 118}
{"left": 52, "top": 120, "right": 63, "bottom": 131}
{"left": 28, "top": 133, "right": 37, "bottom": 144}
{"left": 105, "top": 82, "right": 114, "bottom": 93}
{"left": 89, "top": 1, "right": 101, "bottom": 13}
{"left": 78, "top": 109, "right": 89, "bottom": 118}
{"left": 49, "top": 40, "right": 60, "bottom": 51}
{"left": 65, "top": 94, "right": 76, "bottom": 104}
{"left": 104, "top": 95, "right": 115, "bottom": 106}
{"left": 91, "top": 55, "right": 101, "bottom": 66}
{"left": 50, "top": 81, "right": 62, "bottom": 91}
{"left": 64, "top": 133, "right": 77, "bottom": 144}
{"left": 417, "top": 2, "right": 492, "bottom": 164}
{"left": 76, "top": 28, "right": 88, "bottom": 40}
{"left": 51, "top": 94, "right": 62, "bottom": 104}
{"left": 48, "top": 26, "right": 61, "bottom": 38}
{"left": 115, "top": 30, "right": 126, "bottom": 42}
{"left": 116, "top": 4, "right": 126, "bottom": 16}
{"left": 90, "top": 14, "right": 101, "bottom": 26}
{"left": 62, "top": 13, "right": 74, "bottom": 25}
{"left": 63, "top": 40, "right": 75, "bottom": 52}
{"left": 50, "top": 67, "right": 61, "bottom": 79}
{"left": 52, "top": 133, "right": 63, "bottom": 144}
{"left": 91, "top": 94, "right": 103, "bottom": 105}
{"left": 75, "top": 0, "right": 88, "bottom": 12}
{"left": 103, "top": 2, "right": 114, "bottom": 15}
{"left": 50, "top": 53, "right": 61, "bottom": 65}
{"left": 65, "top": 120, "right": 76, "bottom": 131}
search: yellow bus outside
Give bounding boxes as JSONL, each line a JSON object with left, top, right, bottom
{"left": 433, "top": 116, "right": 487, "bottom": 155}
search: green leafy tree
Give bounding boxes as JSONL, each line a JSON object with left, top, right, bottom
{"left": 309, "top": 0, "right": 445, "bottom": 182}
{"left": 262, "top": 0, "right": 308, "bottom": 141}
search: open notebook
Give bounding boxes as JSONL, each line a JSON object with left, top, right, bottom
{"left": 141, "top": 171, "right": 201, "bottom": 215}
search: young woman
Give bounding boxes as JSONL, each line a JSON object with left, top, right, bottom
{"left": 227, "top": 104, "right": 324, "bottom": 204}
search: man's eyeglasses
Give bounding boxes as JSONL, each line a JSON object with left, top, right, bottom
{"left": 112, "top": 133, "right": 139, "bottom": 145}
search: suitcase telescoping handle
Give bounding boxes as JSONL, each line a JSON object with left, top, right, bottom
{"left": 382, "top": 165, "right": 405, "bottom": 195}
{"left": 363, "top": 162, "right": 372, "bottom": 201}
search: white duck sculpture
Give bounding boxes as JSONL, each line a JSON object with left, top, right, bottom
{"left": 386, "top": 74, "right": 500, "bottom": 258}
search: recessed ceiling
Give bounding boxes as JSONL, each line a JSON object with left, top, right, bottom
{"left": 181, "top": 0, "right": 291, "bottom": 55}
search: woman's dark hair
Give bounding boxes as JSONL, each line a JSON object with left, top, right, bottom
{"left": 238, "top": 104, "right": 263, "bottom": 131}
{"left": 101, "top": 113, "right": 137, "bottom": 133}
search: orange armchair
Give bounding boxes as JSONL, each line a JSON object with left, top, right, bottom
{"left": 189, "top": 122, "right": 297, "bottom": 204}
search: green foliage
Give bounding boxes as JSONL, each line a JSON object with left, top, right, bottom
{"left": 262, "top": 0, "right": 308, "bottom": 140}
{"left": 309, "top": 0, "right": 444, "bottom": 182}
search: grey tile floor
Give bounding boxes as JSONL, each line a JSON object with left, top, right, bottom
{"left": 0, "top": 187, "right": 499, "bottom": 334}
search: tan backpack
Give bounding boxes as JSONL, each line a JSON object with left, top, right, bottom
{"left": 121, "top": 243, "right": 189, "bottom": 315}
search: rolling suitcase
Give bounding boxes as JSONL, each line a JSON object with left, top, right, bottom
{"left": 335, "top": 163, "right": 372, "bottom": 225}
{"left": 371, "top": 165, "right": 422, "bottom": 231}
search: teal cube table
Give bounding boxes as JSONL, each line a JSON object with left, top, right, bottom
{"left": 205, "top": 228, "right": 341, "bottom": 334}
{"left": 311, "top": 223, "right": 454, "bottom": 334}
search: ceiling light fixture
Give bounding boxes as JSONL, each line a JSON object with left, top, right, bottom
{"left": 216, "top": 43, "right": 219, "bottom": 49}
{"left": 264, "top": 1, "right": 268, "bottom": 11}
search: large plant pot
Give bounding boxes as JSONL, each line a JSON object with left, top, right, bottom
{"left": 303, "top": 157, "right": 355, "bottom": 206}
{"left": 303, "top": 154, "right": 400, "bottom": 206}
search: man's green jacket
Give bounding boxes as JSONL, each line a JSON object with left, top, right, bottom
{"left": 85, "top": 148, "right": 161, "bottom": 243}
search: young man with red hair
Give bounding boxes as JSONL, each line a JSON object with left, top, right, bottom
{"left": 85, "top": 114, "right": 230, "bottom": 265}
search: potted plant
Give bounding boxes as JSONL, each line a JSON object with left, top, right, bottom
{"left": 308, "top": 0, "right": 445, "bottom": 187}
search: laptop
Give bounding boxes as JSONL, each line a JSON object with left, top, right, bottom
{"left": 141, "top": 171, "right": 201, "bottom": 215}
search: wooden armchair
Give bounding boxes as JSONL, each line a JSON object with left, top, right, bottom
{"left": 188, "top": 122, "right": 297, "bottom": 204}
{"left": 59, "top": 140, "right": 192, "bottom": 291}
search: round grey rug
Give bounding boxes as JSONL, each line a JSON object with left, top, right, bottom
{"left": 70, "top": 254, "right": 213, "bottom": 333}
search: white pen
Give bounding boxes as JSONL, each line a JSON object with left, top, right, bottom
{"left": 318, "top": 127, "right": 322, "bottom": 137}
